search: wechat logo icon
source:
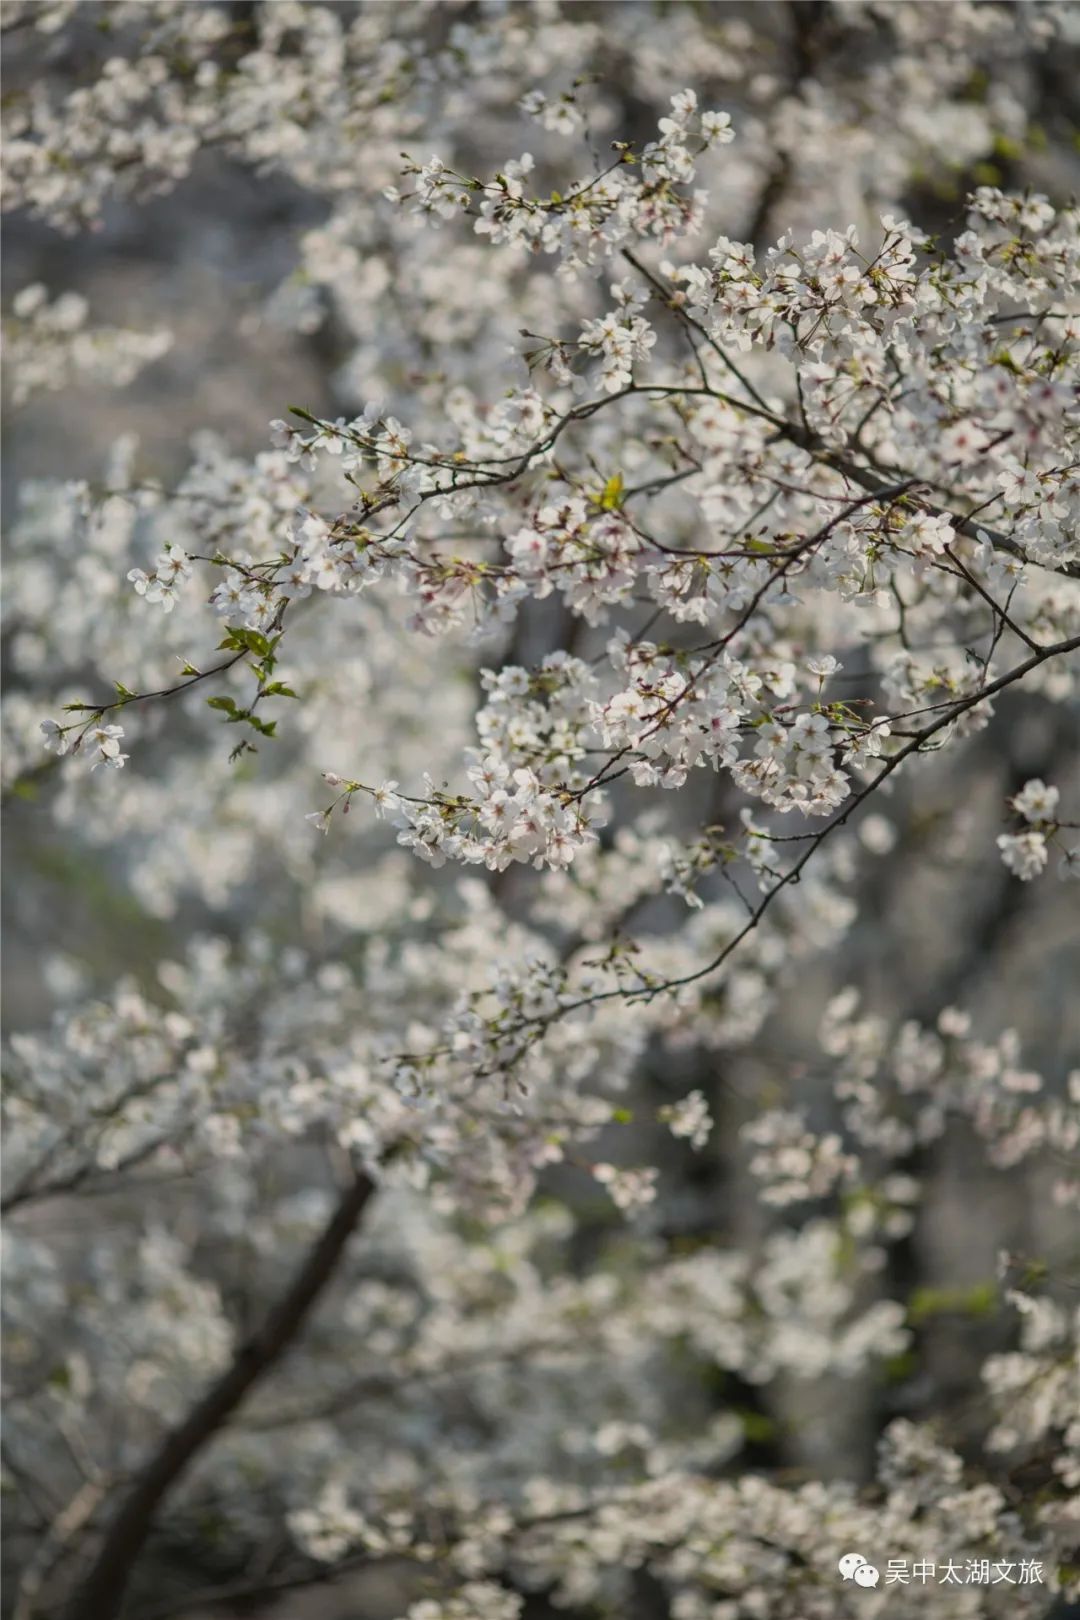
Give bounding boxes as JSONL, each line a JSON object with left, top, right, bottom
{"left": 839, "top": 1552, "right": 880, "bottom": 1588}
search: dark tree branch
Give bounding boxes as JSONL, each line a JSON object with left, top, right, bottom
{"left": 64, "top": 1168, "right": 377, "bottom": 1620}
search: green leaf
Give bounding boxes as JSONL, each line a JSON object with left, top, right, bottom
{"left": 217, "top": 626, "right": 272, "bottom": 658}
{"left": 598, "top": 472, "right": 625, "bottom": 511}
{"left": 206, "top": 696, "right": 239, "bottom": 715}
{"left": 735, "top": 1409, "right": 777, "bottom": 1444}
{"left": 908, "top": 1281, "right": 997, "bottom": 1325}
{"left": 884, "top": 1350, "right": 918, "bottom": 1383}
{"left": 114, "top": 682, "right": 137, "bottom": 703}
{"left": 260, "top": 682, "right": 298, "bottom": 699}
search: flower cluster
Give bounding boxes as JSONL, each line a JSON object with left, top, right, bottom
{"left": 127, "top": 544, "right": 193, "bottom": 614}
{"left": 998, "top": 779, "right": 1077, "bottom": 882}
{"left": 4, "top": 283, "right": 172, "bottom": 406}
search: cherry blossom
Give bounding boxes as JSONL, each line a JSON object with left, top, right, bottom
{"left": 3, "top": 8, "right": 1079, "bottom": 1619}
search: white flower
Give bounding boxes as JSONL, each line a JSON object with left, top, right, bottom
{"left": 807, "top": 654, "right": 842, "bottom": 681}
{"left": 1011, "top": 779, "right": 1059, "bottom": 824}
{"left": 701, "top": 110, "right": 735, "bottom": 144}
{"left": 288, "top": 1481, "right": 367, "bottom": 1563}
{"left": 127, "top": 545, "right": 192, "bottom": 612}
{"left": 939, "top": 419, "right": 991, "bottom": 465}
{"left": 90, "top": 723, "right": 121, "bottom": 757}
{"left": 87, "top": 721, "right": 129, "bottom": 771}
{"left": 592, "top": 1163, "right": 659, "bottom": 1213}
{"left": 660, "top": 1090, "right": 712, "bottom": 1150}
{"left": 901, "top": 511, "right": 955, "bottom": 557}
{"left": 40, "top": 718, "right": 68, "bottom": 755}
{"left": 997, "top": 830, "right": 1048, "bottom": 881}
{"left": 371, "top": 780, "right": 402, "bottom": 819}
{"left": 938, "top": 1007, "right": 971, "bottom": 1038}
